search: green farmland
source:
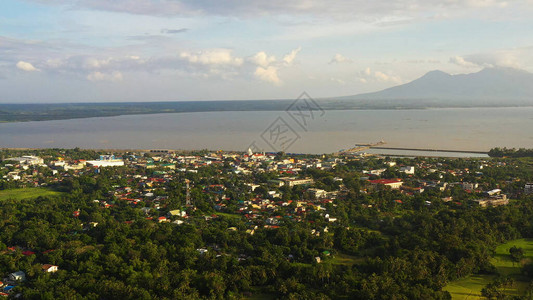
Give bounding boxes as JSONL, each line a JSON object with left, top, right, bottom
{"left": 0, "top": 187, "right": 64, "bottom": 201}
{"left": 444, "top": 239, "right": 533, "bottom": 299}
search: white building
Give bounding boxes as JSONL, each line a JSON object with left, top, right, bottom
{"left": 368, "top": 179, "right": 404, "bottom": 190}
{"left": 525, "top": 183, "right": 533, "bottom": 194}
{"left": 8, "top": 271, "right": 26, "bottom": 282}
{"left": 363, "top": 169, "right": 387, "bottom": 176}
{"left": 42, "top": 264, "right": 58, "bottom": 273}
{"left": 400, "top": 166, "right": 415, "bottom": 175}
{"left": 282, "top": 177, "right": 314, "bottom": 187}
{"left": 485, "top": 189, "right": 502, "bottom": 196}
{"left": 86, "top": 155, "right": 124, "bottom": 167}
{"left": 6, "top": 172, "right": 21, "bottom": 181}
{"left": 462, "top": 182, "right": 479, "bottom": 191}
{"left": 245, "top": 183, "right": 260, "bottom": 191}
{"left": 307, "top": 188, "right": 327, "bottom": 199}
{"left": 6, "top": 156, "right": 43, "bottom": 165}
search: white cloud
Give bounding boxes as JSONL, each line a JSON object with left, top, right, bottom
{"left": 247, "top": 48, "right": 301, "bottom": 84}
{"left": 450, "top": 50, "right": 526, "bottom": 69}
{"left": 249, "top": 51, "right": 277, "bottom": 67}
{"left": 87, "top": 71, "right": 123, "bottom": 82}
{"left": 254, "top": 66, "right": 281, "bottom": 85}
{"left": 179, "top": 49, "right": 243, "bottom": 66}
{"left": 16, "top": 61, "right": 39, "bottom": 72}
{"left": 83, "top": 57, "right": 112, "bottom": 69}
{"left": 329, "top": 54, "right": 352, "bottom": 64}
{"left": 463, "top": 52, "right": 521, "bottom": 69}
{"left": 3, "top": 37, "right": 301, "bottom": 88}
{"left": 359, "top": 67, "right": 401, "bottom": 84}
{"left": 449, "top": 56, "right": 479, "bottom": 68}
{"left": 282, "top": 47, "right": 301, "bottom": 65}
{"left": 374, "top": 71, "right": 400, "bottom": 83}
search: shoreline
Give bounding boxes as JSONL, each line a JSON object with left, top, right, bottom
{"left": 1, "top": 105, "right": 533, "bottom": 124}
{"left": 0, "top": 146, "right": 491, "bottom": 158}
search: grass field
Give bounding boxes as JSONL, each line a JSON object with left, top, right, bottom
{"left": 0, "top": 187, "right": 64, "bottom": 201}
{"left": 493, "top": 239, "right": 533, "bottom": 276}
{"left": 443, "top": 274, "right": 497, "bottom": 300}
{"left": 330, "top": 253, "right": 364, "bottom": 266}
{"left": 444, "top": 239, "right": 533, "bottom": 299}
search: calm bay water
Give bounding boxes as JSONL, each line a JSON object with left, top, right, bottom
{"left": 1, "top": 107, "right": 532, "bottom": 155}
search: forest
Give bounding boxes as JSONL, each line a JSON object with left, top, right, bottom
{"left": 489, "top": 148, "right": 533, "bottom": 158}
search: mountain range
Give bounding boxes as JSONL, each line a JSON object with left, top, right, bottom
{"left": 1, "top": 67, "right": 533, "bottom": 122}
{"left": 333, "top": 67, "right": 533, "bottom": 107}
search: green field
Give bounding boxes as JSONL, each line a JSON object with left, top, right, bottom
{"left": 493, "top": 239, "right": 533, "bottom": 276}
{"left": 0, "top": 187, "right": 64, "bottom": 201}
{"left": 444, "top": 239, "right": 533, "bottom": 299}
{"left": 444, "top": 274, "right": 497, "bottom": 300}
{"left": 330, "top": 253, "right": 364, "bottom": 266}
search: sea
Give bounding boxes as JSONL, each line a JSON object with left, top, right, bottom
{"left": 1, "top": 107, "right": 532, "bottom": 157}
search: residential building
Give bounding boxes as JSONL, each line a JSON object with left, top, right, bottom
{"left": 282, "top": 178, "right": 314, "bottom": 187}
{"left": 307, "top": 188, "right": 327, "bottom": 199}
{"left": 368, "top": 179, "right": 404, "bottom": 189}
{"left": 5, "top": 156, "right": 44, "bottom": 165}
{"left": 42, "top": 264, "right": 58, "bottom": 273}
{"left": 8, "top": 271, "right": 26, "bottom": 282}
{"left": 525, "top": 183, "right": 533, "bottom": 194}
{"left": 475, "top": 195, "right": 509, "bottom": 207}
{"left": 400, "top": 166, "right": 415, "bottom": 175}
{"left": 462, "top": 182, "right": 479, "bottom": 191}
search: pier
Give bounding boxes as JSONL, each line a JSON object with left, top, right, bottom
{"left": 369, "top": 146, "right": 488, "bottom": 155}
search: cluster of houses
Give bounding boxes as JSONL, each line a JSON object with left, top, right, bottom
{"left": 3, "top": 150, "right": 531, "bottom": 215}
{"left": 1, "top": 264, "right": 58, "bottom": 297}
{"left": 2, "top": 148, "right": 533, "bottom": 279}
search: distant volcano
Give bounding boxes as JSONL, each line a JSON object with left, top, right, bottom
{"left": 337, "top": 67, "right": 533, "bottom": 104}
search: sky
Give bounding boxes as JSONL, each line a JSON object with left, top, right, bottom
{"left": 1, "top": 0, "right": 533, "bottom": 103}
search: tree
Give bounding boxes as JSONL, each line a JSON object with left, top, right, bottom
{"left": 509, "top": 246, "right": 524, "bottom": 262}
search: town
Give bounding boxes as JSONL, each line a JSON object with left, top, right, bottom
{"left": 1, "top": 148, "right": 533, "bottom": 299}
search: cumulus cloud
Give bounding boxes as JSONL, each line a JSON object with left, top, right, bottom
{"left": 463, "top": 52, "right": 521, "bottom": 69}
{"left": 16, "top": 61, "right": 39, "bottom": 72}
{"left": 83, "top": 57, "right": 112, "bottom": 69}
{"left": 247, "top": 48, "right": 301, "bottom": 84}
{"left": 282, "top": 47, "right": 301, "bottom": 65}
{"left": 254, "top": 66, "right": 281, "bottom": 85}
{"left": 179, "top": 49, "right": 243, "bottom": 66}
{"left": 87, "top": 71, "right": 123, "bottom": 82}
{"left": 359, "top": 67, "right": 401, "bottom": 84}
{"left": 449, "top": 51, "right": 525, "bottom": 69}
{"left": 3, "top": 34, "right": 302, "bottom": 86}
{"left": 329, "top": 54, "right": 353, "bottom": 64}
{"left": 449, "top": 56, "right": 479, "bottom": 68}
{"left": 249, "top": 51, "right": 277, "bottom": 67}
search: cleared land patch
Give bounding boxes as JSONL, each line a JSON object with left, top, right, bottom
{"left": 444, "top": 239, "right": 533, "bottom": 299}
{"left": 0, "top": 187, "right": 64, "bottom": 201}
